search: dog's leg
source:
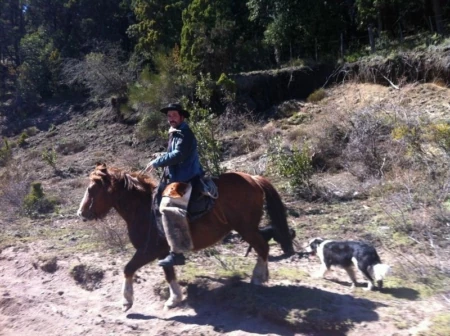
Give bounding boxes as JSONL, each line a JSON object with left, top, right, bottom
{"left": 314, "top": 262, "right": 329, "bottom": 279}
{"left": 344, "top": 266, "right": 358, "bottom": 289}
{"left": 377, "top": 280, "right": 383, "bottom": 289}
{"left": 364, "top": 267, "right": 377, "bottom": 291}
{"left": 352, "top": 257, "right": 376, "bottom": 291}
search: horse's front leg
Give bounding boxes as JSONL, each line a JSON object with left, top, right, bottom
{"left": 162, "top": 265, "right": 183, "bottom": 309}
{"left": 123, "top": 251, "right": 154, "bottom": 311}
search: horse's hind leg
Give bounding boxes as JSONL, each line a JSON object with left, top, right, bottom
{"left": 240, "top": 232, "right": 269, "bottom": 285}
{"left": 162, "top": 266, "right": 183, "bottom": 309}
{"left": 122, "top": 251, "right": 154, "bottom": 311}
{"left": 252, "top": 255, "right": 269, "bottom": 285}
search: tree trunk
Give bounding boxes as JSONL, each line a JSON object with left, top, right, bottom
{"left": 368, "top": 25, "right": 375, "bottom": 53}
{"left": 377, "top": 12, "right": 382, "bottom": 34}
{"left": 431, "top": 0, "right": 444, "bottom": 35}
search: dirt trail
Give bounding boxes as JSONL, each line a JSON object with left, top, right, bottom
{"left": 0, "top": 243, "right": 296, "bottom": 336}
{"left": 1, "top": 239, "right": 447, "bottom": 336}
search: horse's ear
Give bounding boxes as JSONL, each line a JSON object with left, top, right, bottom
{"left": 95, "top": 162, "right": 107, "bottom": 169}
{"left": 95, "top": 162, "right": 108, "bottom": 176}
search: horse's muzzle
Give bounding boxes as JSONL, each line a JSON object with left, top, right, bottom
{"left": 77, "top": 209, "right": 94, "bottom": 221}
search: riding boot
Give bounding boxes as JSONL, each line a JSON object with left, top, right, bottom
{"left": 158, "top": 252, "right": 186, "bottom": 267}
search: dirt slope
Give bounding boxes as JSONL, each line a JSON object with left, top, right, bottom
{"left": 0, "top": 82, "right": 449, "bottom": 336}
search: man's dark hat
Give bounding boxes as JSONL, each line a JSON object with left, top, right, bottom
{"left": 160, "top": 103, "right": 190, "bottom": 118}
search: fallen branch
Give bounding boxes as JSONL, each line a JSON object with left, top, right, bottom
{"left": 381, "top": 74, "right": 400, "bottom": 90}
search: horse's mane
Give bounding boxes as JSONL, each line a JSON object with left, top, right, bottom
{"left": 90, "top": 164, "right": 157, "bottom": 194}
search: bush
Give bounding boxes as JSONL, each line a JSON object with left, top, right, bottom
{"left": 343, "top": 107, "right": 396, "bottom": 179}
{"left": 307, "top": 88, "right": 326, "bottom": 103}
{"left": 61, "top": 43, "right": 131, "bottom": 100}
{"left": 90, "top": 210, "right": 129, "bottom": 250}
{"left": 55, "top": 139, "right": 85, "bottom": 155}
{"left": 428, "top": 122, "right": 450, "bottom": 152}
{"left": 267, "top": 136, "right": 313, "bottom": 192}
{"left": 26, "top": 126, "right": 39, "bottom": 136}
{"left": 17, "top": 132, "right": 29, "bottom": 147}
{"left": 129, "top": 50, "right": 196, "bottom": 141}
{"left": 182, "top": 74, "right": 225, "bottom": 176}
{"left": 16, "top": 29, "right": 61, "bottom": 112}
{"left": 22, "top": 182, "right": 56, "bottom": 217}
{"left": 0, "top": 138, "right": 12, "bottom": 167}
{"left": 216, "top": 73, "right": 236, "bottom": 102}
{"left": 188, "top": 105, "right": 224, "bottom": 176}
{"left": 135, "top": 109, "right": 165, "bottom": 141}
{"left": 41, "top": 148, "right": 57, "bottom": 169}
{"left": 0, "top": 170, "right": 30, "bottom": 220}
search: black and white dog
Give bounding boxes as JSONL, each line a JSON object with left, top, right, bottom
{"left": 305, "top": 238, "right": 390, "bottom": 290}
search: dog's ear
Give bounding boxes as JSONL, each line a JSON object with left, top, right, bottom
{"left": 314, "top": 237, "right": 324, "bottom": 245}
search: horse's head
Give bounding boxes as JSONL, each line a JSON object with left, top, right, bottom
{"left": 77, "top": 163, "right": 157, "bottom": 221}
{"left": 77, "top": 163, "right": 115, "bottom": 221}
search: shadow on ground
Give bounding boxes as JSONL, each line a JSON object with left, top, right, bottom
{"left": 381, "top": 287, "right": 420, "bottom": 300}
{"left": 162, "top": 276, "right": 387, "bottom": 335}
{"left": 327, "top": 279, "right": 420, "bottom": 300}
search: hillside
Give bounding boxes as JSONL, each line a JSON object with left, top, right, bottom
{"left": 0, "top": 82, "right": 449, "bottom": 336}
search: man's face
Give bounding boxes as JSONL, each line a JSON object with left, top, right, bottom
{"left": 167, "top": 110, "right": 184, "bottom": 128}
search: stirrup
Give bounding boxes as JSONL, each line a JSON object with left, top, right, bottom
{"left": 158, "top": 252, "right": 186, "bottom": 267}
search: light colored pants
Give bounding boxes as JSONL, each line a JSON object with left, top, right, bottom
{"left": 159, "top": 183, "right": 193, "bottom": 253}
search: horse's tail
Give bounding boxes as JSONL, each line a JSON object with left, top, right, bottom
{"left": 252, "top": 176, "right": 294, "bottom": 255}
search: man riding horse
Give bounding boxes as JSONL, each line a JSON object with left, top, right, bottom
{"left": 143, "top": 103, "right": 204, "bottom": 267}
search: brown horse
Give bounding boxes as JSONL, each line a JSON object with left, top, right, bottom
{"left": 77, "top": 163, "right": 294, "bottom": 310}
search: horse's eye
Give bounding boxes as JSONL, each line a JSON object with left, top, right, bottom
{"left": 88, "top": 184, "right": 98, "bottom": 195}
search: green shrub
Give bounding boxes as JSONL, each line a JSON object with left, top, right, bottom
{"left": 17, "top": 132, "right": 29, "bottom": 147}
{"left": 267, "top": 136, "right": 313, "bottom": 191}
{"left": 22, "top": 182, "right": 56, "bottom": 217}
{"left": 26, "top": 126, "right": 39, "bottom": 136}
{"left": 128, "top": 51, "right": 196, "bottom": 141}
{"left": 307, "top": 88, "right": 326, "bottom": 103}
{"left": 428, "top": 122, "right": 450, "bottom": 152}
{"left": 0, "top": 138, "right": 12, "bottom": 167}
{"left": 135, "top": 109, "right": 165, "bottom": 141}
{"left": 216, "top": 73, "right": 236, "bottom": 102}
{"left": 41, "top": 148, "right": 57, "bottom": 169}
{"left": 182, "top": 74, "right": 225, "bottom": 177}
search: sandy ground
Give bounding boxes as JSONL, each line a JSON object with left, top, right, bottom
{"left": 1, "top": 235, "right": 448, "bottom": 336}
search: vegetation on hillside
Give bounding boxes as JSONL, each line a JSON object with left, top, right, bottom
{"left": 1, "top": 0, "right": 449, "bottom": 115}
{"left": 1, "top": 2, "right": 450, "bottom": 334}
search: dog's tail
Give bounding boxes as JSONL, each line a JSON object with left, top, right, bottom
{"left": 372, "top": 263, "right": 390, "bottom": 281}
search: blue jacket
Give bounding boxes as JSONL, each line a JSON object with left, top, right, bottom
{"left": 150, "top": 121, "right": 204, "bottom": 183}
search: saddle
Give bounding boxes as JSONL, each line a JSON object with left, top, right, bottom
{"left": 187, "top": 176, "right": 217, "bottom": 221}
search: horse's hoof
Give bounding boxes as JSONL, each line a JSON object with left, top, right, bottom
{"left": 164, "top": 301, "right": 177, "bottom": 309}
{"left": 123, "top": 302, "right": 133, "bottom": 312}
{"left": 164, "top": 298, "right": 182, "bottom": 309}
{"left": 250, "top": 278, "right": 262, "bottom": 285}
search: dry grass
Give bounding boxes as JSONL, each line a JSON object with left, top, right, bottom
{"left": 88, "top": 209, "right": 130, "bottom": 251}
{"left": 0, "top": 169, "right": 31, "bottom": 220}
